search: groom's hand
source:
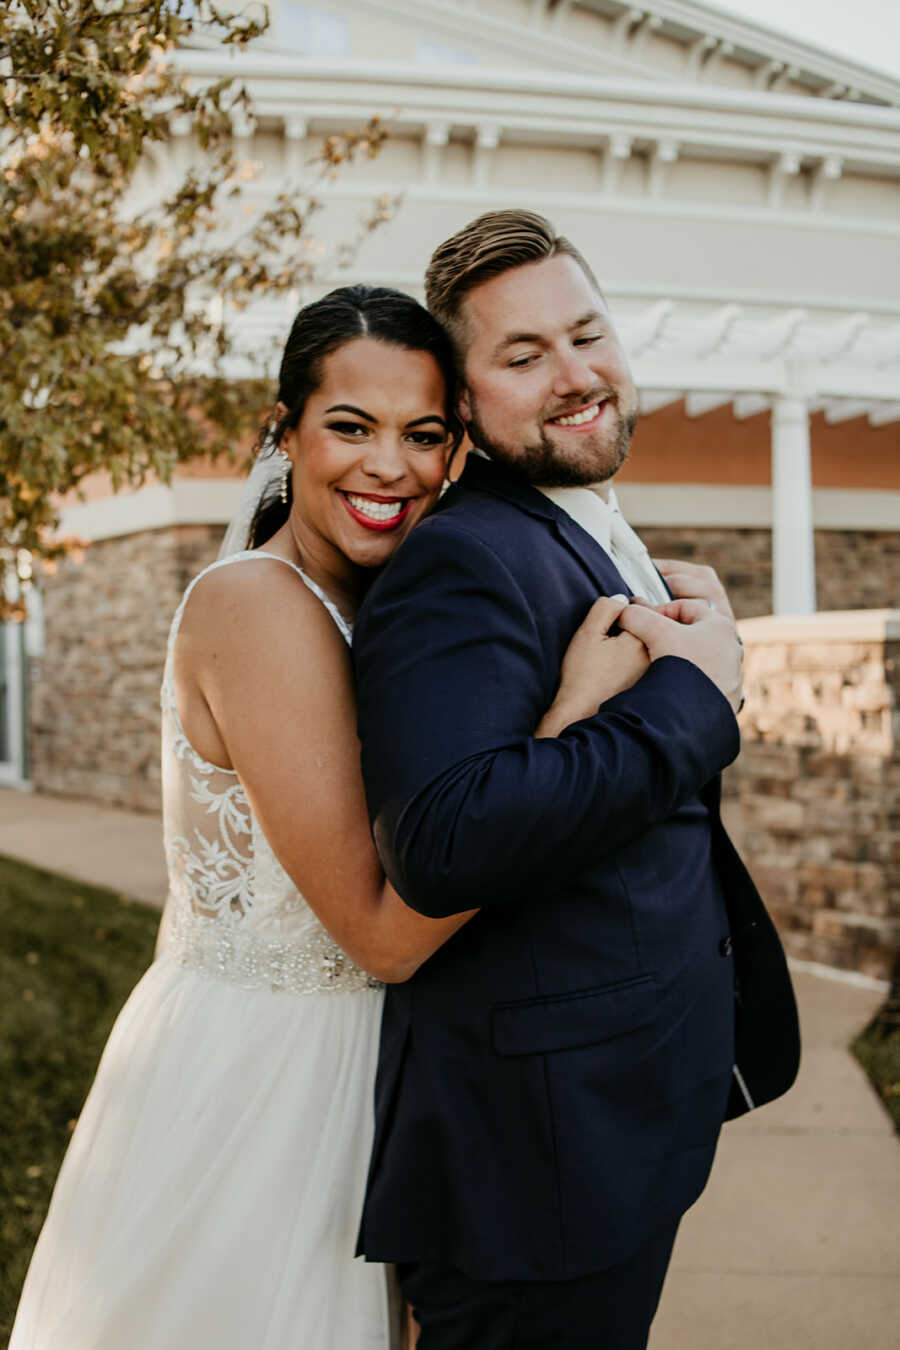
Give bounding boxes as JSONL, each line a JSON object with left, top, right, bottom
{"left": 618, "top": 599, "right": 744, "bottom": 713}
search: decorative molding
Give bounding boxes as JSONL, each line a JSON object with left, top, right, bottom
{"left": 767, "top": 149, "right": 801, "bottom": 209}
{"left": 423, "top": 119, "right": 450, "bottom": 181}
{"left": 341, "top": 0, "right": 900, "bottom": 108}
{"left": 648, "top": 137, "right": 678, "bottom": 197}
{"left": 637, "top": 388, "right": 682, "bottom": 414}
{"left": 54, "top": 481, "right": 900, "bottom": 542}
{"left": 613, "top": 485, "right": 900, "bottom": 532}
{"left": 810, "top": 153, "right": 842, "bottom": 210}
{"left": 597, "top": 0, "right": 900, "bottom": 107}
{"left": 601, "top": 132, "right": 633, "bottom": 193}
{"left": 684, "top": 391, "right": 732, "bottom": 417}
{"left": 732, "top": 393, "right": 770, "bottom": 420}
{"left": 277, "top": 175, "right": 900, "bottom": 243}
{"left": 171, "top": 54, "right": 900, "bottom": 176}
{"left": 331, "top": 264, "right": 900, "bottom": 319}
{"left": 349, "top": 0, "right": 658, "bottom": 79}
{"left": 869, "top": 402, "right": 900, "bottom": 427}
{"left": 57, "top": 481, "right": 244, "bottom": 542}
{"left": 822, "top": 399, "right": 873, "bottom": 425}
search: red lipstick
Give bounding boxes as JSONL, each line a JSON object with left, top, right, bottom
{"left": 339, "top": 491, "right": 413, "bottom": 532}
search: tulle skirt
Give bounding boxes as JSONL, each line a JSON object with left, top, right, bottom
{"left": 10, "top": 954, "right": 394, "bottom": 1349}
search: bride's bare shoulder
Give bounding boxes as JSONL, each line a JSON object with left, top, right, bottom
{"left": 178, "top": 556, "right": 345, "bottom": 665}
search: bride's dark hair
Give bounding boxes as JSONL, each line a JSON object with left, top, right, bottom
{"left": 248, "top": 284, "right": 463, "bottom": 548}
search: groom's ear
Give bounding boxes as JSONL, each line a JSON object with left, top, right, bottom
{"left": 457, "top": 386, "right": 472, "bottom": 423}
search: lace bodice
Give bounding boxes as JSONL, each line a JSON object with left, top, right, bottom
{"left": 157, "top": 552, "right": 380, "bottom": 996}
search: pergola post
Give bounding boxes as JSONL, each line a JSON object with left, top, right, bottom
{"left": 771, "top": 393, "right": 817, "bottom": 615}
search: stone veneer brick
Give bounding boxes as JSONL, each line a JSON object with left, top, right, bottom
{"left": 29, "top": 526, "right": 222, "bottom": 812}
{"left": 727, "top": 610, "right": 900, "bottom": 985}
{"left": 640, "top": 527, "right": 900, "bottom": 620}
{"left": 26, "top": 524, "right": 900, "bottom": 984}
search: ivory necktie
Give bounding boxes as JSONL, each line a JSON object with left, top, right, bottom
{"left": 537, "top": 484, "right": 669, "bottom": 605}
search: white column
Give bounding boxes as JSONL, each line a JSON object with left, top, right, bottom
{"left": 771, "top": 393, "right": 816, "bottom": 615}
{"left": 472, "top": 124, "right": 499, "bottom": 188}
{"left": 810, "top": 154, "right": 842, "bottom": 211}
{"left": 423, "top": 121, "right": 449, "bottom": 184}
{"left": 601, "top": 133, "right": 632, "bottom": 194}
{"left": 768, "top": 152, "right": 801, "bottom": 209}
{"left": 648, "top": 138, "right": 678, "bottom": 199}
{"left": 284, "top": 116, "right": 308, "bottom": 178}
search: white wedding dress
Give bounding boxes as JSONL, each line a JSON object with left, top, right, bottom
{"left": 10, "top": 553, "right": 396, "bottom": 1350}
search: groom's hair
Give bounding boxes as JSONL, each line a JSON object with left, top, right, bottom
{"left": 425, "top": 209, "right": 602, "bottom": 363}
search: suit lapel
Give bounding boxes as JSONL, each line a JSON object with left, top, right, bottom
{"left": 457, "top": 456, "right": 632, "bottom": 597}
{"left": 550, "top": 512, "right": 633, "bottom": 597}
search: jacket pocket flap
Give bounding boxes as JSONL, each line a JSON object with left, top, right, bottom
{"left": 491, "top": 974, "right": 658, "bottom": 1057}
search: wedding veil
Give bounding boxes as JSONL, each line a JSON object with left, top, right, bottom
{"left": 217, "top": 435, "right": 282, "bottom": 559}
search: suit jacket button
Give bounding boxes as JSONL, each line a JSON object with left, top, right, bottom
{"left": 719, "top": 936, "right": 733, "bottom": 957}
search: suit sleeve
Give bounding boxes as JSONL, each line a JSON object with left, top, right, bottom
{"left": 353, "top": 517, "right": 740, "bottom": 918}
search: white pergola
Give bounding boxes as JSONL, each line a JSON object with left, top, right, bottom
{"left": 621, "top": 303, "right": 900, "bottom": 613}
{"left": 210, "top": 291, "right": 898, "bottom": 618}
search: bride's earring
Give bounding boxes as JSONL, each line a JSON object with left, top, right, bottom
{"left": 278, "top": 449, "right": 291, "bottom": 504}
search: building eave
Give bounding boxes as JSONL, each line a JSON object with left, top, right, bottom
{"left": 583, "top": 0, "right": 900, "bottom": 105}
{"left": 172, "top": 54, "right": 900, "bottom": 174}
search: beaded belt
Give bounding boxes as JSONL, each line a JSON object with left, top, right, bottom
{"left": 159, "top": 905, "right": 383, "bottom": 996}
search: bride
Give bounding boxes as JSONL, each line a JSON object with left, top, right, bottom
{"left": 10, "top": 284, "right": 649, "bottom": 1349}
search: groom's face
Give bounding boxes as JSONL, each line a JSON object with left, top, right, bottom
{"left": 456, "top": 254, "right": 637, "bottom": 487}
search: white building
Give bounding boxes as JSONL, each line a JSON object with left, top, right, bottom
{"left": 5, "top": 0, "right": 899, "bottom": 801}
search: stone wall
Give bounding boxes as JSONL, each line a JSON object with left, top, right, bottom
{"left": 25, "top": 527, "right": 900, "bottom": 983}
{"left": 727, "top": 611, "right": 900, "bottom": 985}
{"left": 640, "top": 527, "right": 900, "bottom": 620}
{"left": 29, "top": 525, "right": 222, "bottom": 812}
{"left": 640, "top": 526, "right": 772, "bottom": 620}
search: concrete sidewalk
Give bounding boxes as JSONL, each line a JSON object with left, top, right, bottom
{"left": 652, "top": 973, "right": 899, "bottom": 1349}
{"left": 0, "top": 788, "right": 166, "bottom": 906}
{"left": 1, "top": 788, "right": 898, "bottom": 1347}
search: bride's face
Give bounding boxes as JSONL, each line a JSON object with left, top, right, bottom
{"left": 284, "top": 337, "right": 452, "bottom": 577}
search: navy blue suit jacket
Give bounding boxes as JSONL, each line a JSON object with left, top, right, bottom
{"left": 353, "top": 455, "right": 799, "bottom": 1280}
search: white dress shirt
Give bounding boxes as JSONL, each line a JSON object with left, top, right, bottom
{"left": 537, "top": 483, "right": 669, "bottom": 605}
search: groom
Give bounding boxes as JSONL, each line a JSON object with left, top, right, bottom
{"left": 353, "top": 210, "right": 799, "bottom": 1347}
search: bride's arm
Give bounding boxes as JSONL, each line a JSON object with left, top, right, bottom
{"left": 176, "top": 561, "right": 474, "bottom": 983}
{"left": 175, "top": 566, "right": 648, "bottom": 982}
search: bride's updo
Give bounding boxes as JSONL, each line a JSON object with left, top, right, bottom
{"left": 249, "top": 284, "right": 461, "bottom": 547}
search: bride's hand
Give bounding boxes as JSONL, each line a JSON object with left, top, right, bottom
{"left": 535, "top": 594, "right": 650, "bottom": 738}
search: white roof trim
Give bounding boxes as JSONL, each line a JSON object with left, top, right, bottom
{"left": 235, "top": 0, "right": 900, "bottom": 106}
{"left": 629, "top": 0, "right": 900, "bottom": 103}
{"left": 174, "top": 52, "right": 900, "bottom": 125}
{"left": 342, "top": 0, "right": 658, "bottom": 80}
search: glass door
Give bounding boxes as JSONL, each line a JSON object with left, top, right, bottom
{"left": 0, "top": 612, "right": 26, "bottom": 787}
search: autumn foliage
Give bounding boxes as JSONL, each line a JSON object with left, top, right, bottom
{"left": 0, "top": 1, "right": 393, "bottom": 614}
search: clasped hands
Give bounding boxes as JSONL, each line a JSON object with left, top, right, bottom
{"left": 542, "top": 561, "right": 744, "bottom": 739}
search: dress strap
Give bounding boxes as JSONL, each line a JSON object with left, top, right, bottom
{"left": 165, "top": 551, "right": 352, "bottom": 671}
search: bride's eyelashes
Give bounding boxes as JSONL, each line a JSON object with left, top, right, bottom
{"left": 324, "top": 420, "right": 446, "bottom": 449}
{"left": 406, "top": 429, "right": 447, "bottom": 447}
{"left": 326, "top": 420, "right": 369, "bottom": 438}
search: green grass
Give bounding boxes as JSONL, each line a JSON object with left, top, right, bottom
{"left": 0, "top": 855, "right": 159, "bottom": 1346}
{"left": 852, "top": 990, "right": 900, "bottom": 1136}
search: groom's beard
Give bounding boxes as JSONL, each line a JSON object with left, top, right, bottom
{"left": 463, "top": 388, "right": 637, "bottom": 488}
